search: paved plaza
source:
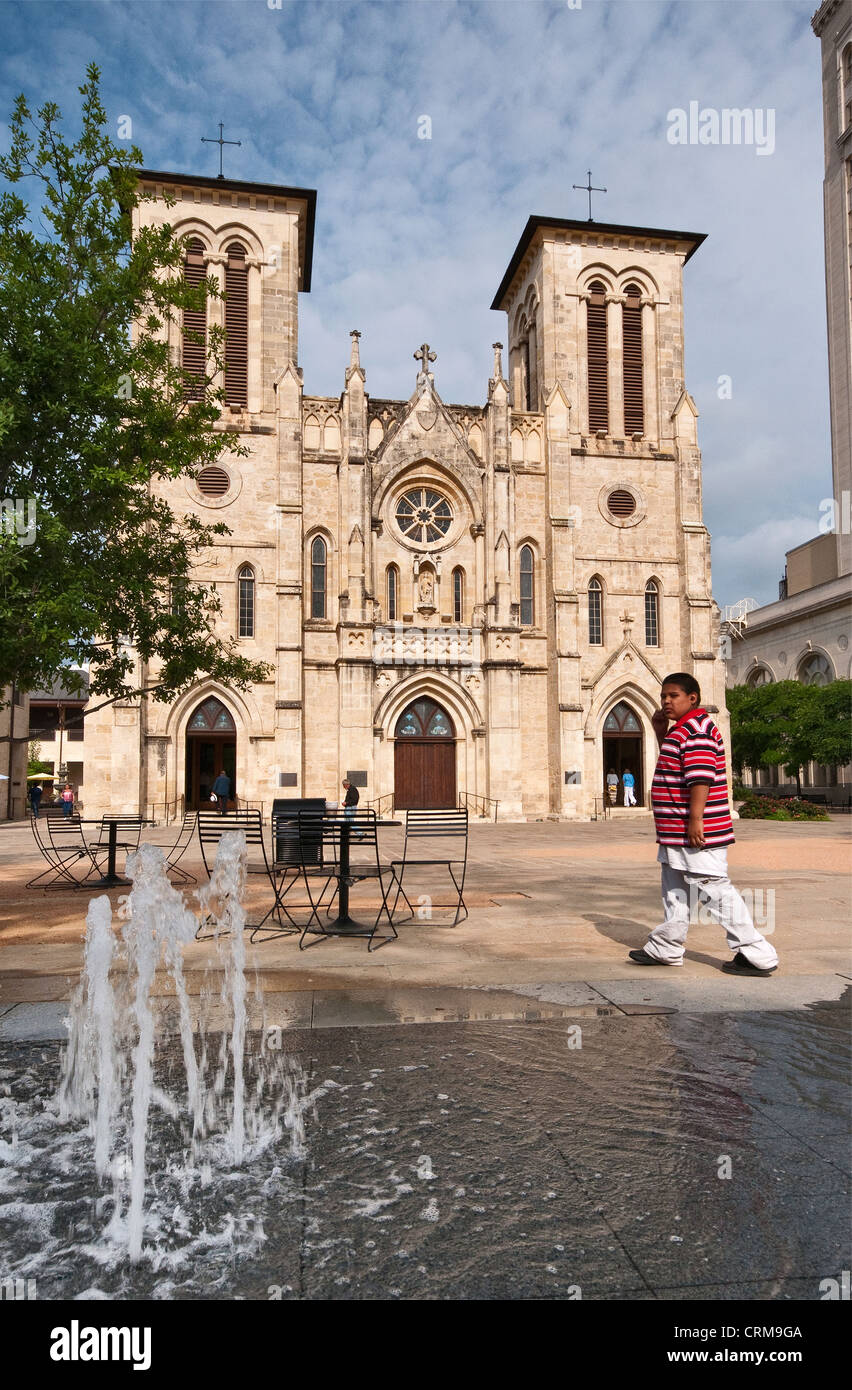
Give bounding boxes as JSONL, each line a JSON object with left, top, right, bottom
{"left": 0, "top": 815, "right": 849, "bottom": 1030}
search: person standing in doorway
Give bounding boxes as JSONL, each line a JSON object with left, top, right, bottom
{"left": 211, "top": 770, "right": 231, "bottom": 815}
{"left": 622, "top": 768, "right": 637, "bottom": 807}
{"left": 61, "top": 784, "right": 74, "bottom": 817}
{"left": 342, "top": 779, "right": 359, "bottom": 822}
{"left": 29, "top": 782, "right": 43, "bottom": 818}
{"left": 629, "top": 672, "right": 778, "bottom": 976}
{"left": 605, "top": 768, "right": 619, "bottom": 805}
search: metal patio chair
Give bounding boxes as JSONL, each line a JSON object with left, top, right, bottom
{"left": 26, "top": 813, "right": 99, "bottom": 891}
{"left": 390, "top": 807, "right": 469, "bottom": 926}
{"left": 295, "top": 809, "right": 399, "bottom": 952}
{"left": 196, "top": 809, "right": 295, "bottom": 941}
{"left": 148, "top": 810, "right": 199, "bottom": 885}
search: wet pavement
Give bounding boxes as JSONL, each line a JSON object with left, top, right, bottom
{"left": 1, "top": 995, "right": 849, "bottom": 1301}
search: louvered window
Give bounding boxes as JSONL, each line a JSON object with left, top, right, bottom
{"left": 453, "top": 567, "right": 464, "bottom": 624}
{"left": 182, "top": 239, "right": 207, "bottom": 401}
{"left": 623, "top": 283, "right": 644, "bottom": 436}
{"left": 225, "top": 242, "right": 248, "bottom": 408}
{"left": 196, "top": 466, "right": 230, "bottom": 498}
{"left": 520, "top": 546, "right": 534, "bottom": 626}
{"left": 588, "top": 577, "right": 603, "bottom": 645}
{"left": 644, "top": 580, "right": 659, "bottom": 647}
{"left": 587, "top": 281, "right": 608, "bottom": 432}
{"left": 387, "top": 565, "right": 397, "bottom": 621}
{"left": 238, "top": 565, "right": 255, "bottom": 638}
{"left": 522, "top": 338, "right": 532, "bottom": 411}
{"left": 311, "top": 537, "right": 327, "bottom": 619}
{"left": 607, "top": 489, "right": 636, "bottom": 518}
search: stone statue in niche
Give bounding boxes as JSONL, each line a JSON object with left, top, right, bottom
{"left": 418, "top": 569, "right": 435, "bottom": 606}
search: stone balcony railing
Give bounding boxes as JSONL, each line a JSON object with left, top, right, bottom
{"left": 372, "top": 622, "right": 481, "bottom": 669}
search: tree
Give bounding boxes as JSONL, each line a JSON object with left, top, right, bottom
{"left": 727, "top": 680, "right": 852, "bottom": 794}
{"left": 0, "top": 64, "right": 270, "bottom": 707}
{"left": 28, "top": 739, "right": 51, "bottom": 777}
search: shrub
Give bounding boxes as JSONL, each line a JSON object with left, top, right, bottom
{"left": 737, "top": 794, "right": 831, "bottom": 822}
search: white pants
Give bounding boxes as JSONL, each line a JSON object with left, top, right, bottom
{"left": 644, "top": 846, "right": 779, "bottom": 969}
{"left": 623, "top": 785, "right": 637, "bottom": 806}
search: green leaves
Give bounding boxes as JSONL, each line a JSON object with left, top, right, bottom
{"left": 727, "top": 680, "right": 852, "bottom": 790}
{"left": 0, "top": 63, "right": 269, "bottom": 704}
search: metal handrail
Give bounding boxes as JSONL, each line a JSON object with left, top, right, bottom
{"left": 145, "top": 796, "right": 185, "bottom": 825}
{"left": 368, "top": 792, "right": 395, "bottom": 820}
{"left": 457, "top": 791, "right": 499, "bottom": 822}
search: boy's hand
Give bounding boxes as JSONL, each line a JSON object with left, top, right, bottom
{"left": 687, "top": 814, "right": 706, "bottom": 847}
{"left": 651, "top": 708, "right": 669, "bottom": 745}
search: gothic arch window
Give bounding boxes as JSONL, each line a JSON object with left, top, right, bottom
{"left": 842, "top": 43, "right": 852, "bottom": 130}
{"left": 746, "top": 665, "right": 773, "bottom": 688}
{"left": 386, "top": 564, "right": 398, "bottom": 622}
{"left": 798, "top": 651, "right": 833, "bottom": 686}
{"left": 520, "top": 545, "right": 535, "bottom": 626}
{"left": 182, "top": 238, "right": 207, "bottom": 400}
{"left": 622, "top": 283, "right": 644, "bottom": 436}
{"left": 224, "top": 241, "right": 248, "bottom": 407}
{"left": 452, "top": 567, "right": 464, "bottom": 624}
{"left": 310, "top": 536, "right": 327, "bottom": 619}
{"left": 644, "top": 579, "right": 659, "bottom": 646}
{"left": 394, "top": 698, "right": 455, "bottom": 739}
{"left": 304, "top": 415, "right": 321, "bottom": 450}
{"left": 587, "top": 280, "right": 609, "bottom": 433}
{"left": 187, "top": 696, "right": 236, "bottom": 733}
{"left": 588, "top": 576, "right": 604, "bottom": 645}
{"left": 603, "top": 700, "right": 641, "bottom": 734}
{"left": 238, "top": 564, "right": 255, "bottom": 638}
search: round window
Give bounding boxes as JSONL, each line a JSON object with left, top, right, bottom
{"left": 395, "top": 488, "right": 452, "bottom": 544}
{"left": 607, "top": 488, "right": 636, "bottom": 518}
{"left": 196, "top": 466, "right": 231, "bottom": 498}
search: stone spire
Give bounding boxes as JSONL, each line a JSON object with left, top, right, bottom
{"left": 492, "top": 341, "right": 504, "bottom": 380}
{"left": 345, "top": 329, "right": 364, "bottom": 385}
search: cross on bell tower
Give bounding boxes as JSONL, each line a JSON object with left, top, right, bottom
{"left": 572, "top": 169, "right": 607, "bottom": 222}
{"left": 201, "top": 122, "right": 242, "bottom": 180}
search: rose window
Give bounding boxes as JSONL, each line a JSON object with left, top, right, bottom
{"left": 395, "top": 488, "right": 452, "bottom": 544}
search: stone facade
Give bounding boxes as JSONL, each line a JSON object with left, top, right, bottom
{"left": 0, "top": 686, "right": 29, "bottom": 821}
{"left": 82, "top": 172, "right": 727, "bottom": 820}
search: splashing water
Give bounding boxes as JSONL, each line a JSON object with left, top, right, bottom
{"left": 55, "top": 833, "right": 323, "bottom": 1265}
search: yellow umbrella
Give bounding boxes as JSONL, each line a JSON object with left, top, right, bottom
{"left": 28, "top": 773, "right": 58, "bottom": 781}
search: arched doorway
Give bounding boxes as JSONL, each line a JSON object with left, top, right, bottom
{"left": 602, "top": 700, "right": 643, "bottom": 806}
{"left": 394, "top": 697, "right": 456, "bottom": 809}
{"left": 185, "top": 697, "right": 237, "bottom": 810}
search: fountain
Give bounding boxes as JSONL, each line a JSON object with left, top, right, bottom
{"left": 52, "top": 832, "right": 326, "bottom": 1266}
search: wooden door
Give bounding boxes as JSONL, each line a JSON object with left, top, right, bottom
{"left": 394, "top": 740, "right": 456, "bottom": 809}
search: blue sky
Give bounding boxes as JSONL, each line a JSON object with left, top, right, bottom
{"left": 1, "top": 0, "right": 832, "bottom": 607}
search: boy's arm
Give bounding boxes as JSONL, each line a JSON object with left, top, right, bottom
{"left": 687, "top": 782, "right": 710, "bottom": 846}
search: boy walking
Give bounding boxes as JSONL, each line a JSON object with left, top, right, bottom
{"left": 629, "top": 672, "right": 778, "bottom": 976}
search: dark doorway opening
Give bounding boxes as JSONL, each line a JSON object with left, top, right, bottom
{"left": 602, "top": 700, "right": 643, "bottom": 806}
{"left": 185, "top": 697, "right": 237, "bottom": 809}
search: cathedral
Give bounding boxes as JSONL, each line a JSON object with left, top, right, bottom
{"left": 83, "top": 168, "right": 728, "bottom": 821}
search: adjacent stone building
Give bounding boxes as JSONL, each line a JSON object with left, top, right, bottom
{"left": 723, "top": 0, "right": 852, "bottom": 791}
{"left": 82, "top": 168, "right": 727, "bottom": 819}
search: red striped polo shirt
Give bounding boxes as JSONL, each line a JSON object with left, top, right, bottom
{"left": 651, "top": 707, "right": 734, "bottom": 848}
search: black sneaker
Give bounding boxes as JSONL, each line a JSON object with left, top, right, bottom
{"left": 628, "top": 948, "right": 667, "bottom": 966}
{"left": 721, "top": 951, "right": 777, "bottom": 976}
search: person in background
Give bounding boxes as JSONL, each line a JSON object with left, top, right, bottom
{"left": 630, "top": 672, "right": 779, "bottom": 976}
{"left": 29, "top": 782, "right": 43, "bottom": 818}
{"left": 211, "top": 770, "right": 231, "bottom": 815}
{"left": 61, "top": 783, "right": 74, "bottom": 817}
{"left": 622, "top": 768, "right": 637, "bottom": 807}
{"left": 605, "top": 768, "right": 619, "bottom": 805}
